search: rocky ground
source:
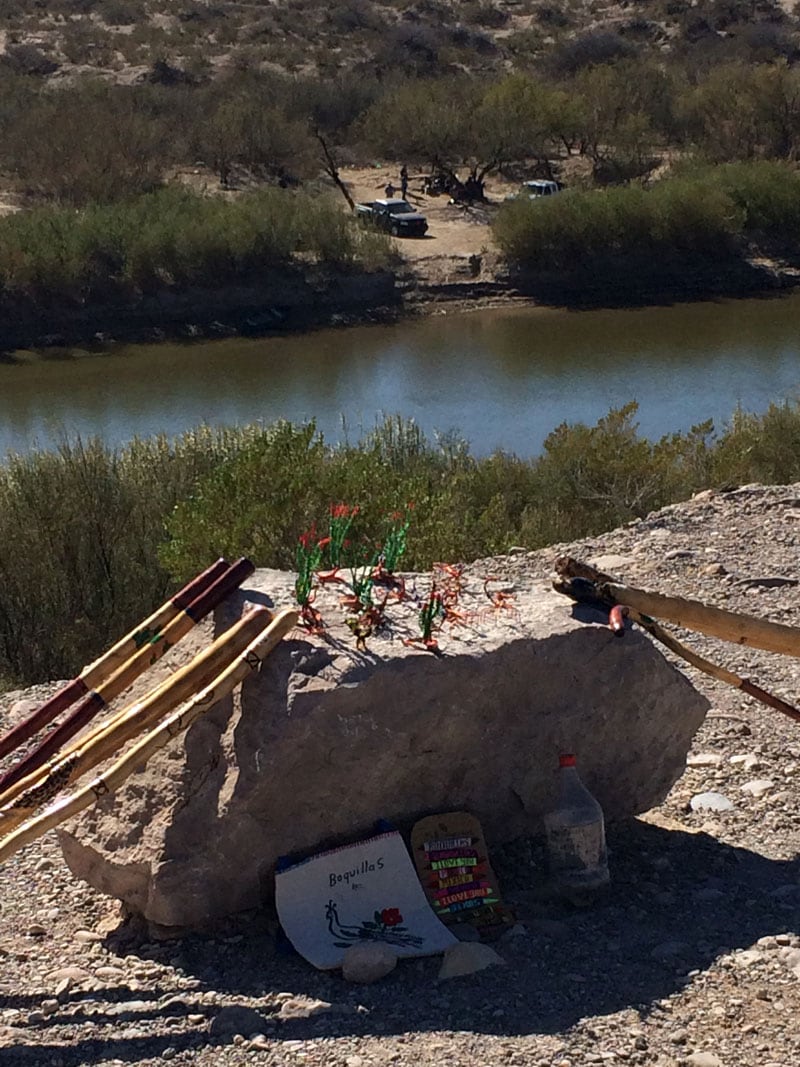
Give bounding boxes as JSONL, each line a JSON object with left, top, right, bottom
{"left": 1, "top": 483, "right": 799, "bottom": 1067}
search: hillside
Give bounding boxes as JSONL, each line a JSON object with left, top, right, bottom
{"left": 1, "top": 0, "right": 798, "bottom": 83}
{"left": 0, "top": 483, "right": 798, "bottom": 1065}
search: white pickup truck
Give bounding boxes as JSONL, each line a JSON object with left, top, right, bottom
{"left": 505, "top": 180, "right": 561, "bottom": 202}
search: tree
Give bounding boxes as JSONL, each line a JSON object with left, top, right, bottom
{"left": 3, "top": 83, "right": 166, "bottom": 205}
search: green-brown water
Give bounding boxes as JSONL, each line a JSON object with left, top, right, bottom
{"left": 3, "top": 296, "right": 800, "bottom": 458}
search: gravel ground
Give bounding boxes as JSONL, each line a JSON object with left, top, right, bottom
{"left": 1, "top": 482, "right": 799, "bottom": 1067}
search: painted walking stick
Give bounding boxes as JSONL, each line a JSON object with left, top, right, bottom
{"left": 0, "top": 605, "right": 275, "bottom": 831}
{"left": 553, "top": 556, "right": 800, "bottom": 725}
{"left": 0, "top": 557, "right": 255, "bottom": 798}
{"left": 0, "top": 557, "right": 229, "bottom": 762}
{"left": 0, "top": 607, "right": 299, "bottom": 866}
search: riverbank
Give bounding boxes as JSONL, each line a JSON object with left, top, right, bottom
{"left": 4, "top": 248, "right": 800, "bottom": 354}
{"left": 5, "top": 161, "right": 800, "bottom": 353}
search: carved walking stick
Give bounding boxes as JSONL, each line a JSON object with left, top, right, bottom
{"left": 0, "top": 605, "right": 275, "bottom": 832}
{"left": 0, "top": 558, "right": 229, "bottom": 762}
{"left": 554, "top": 556, "right": 800, "bottom": 724}
{"left": 0, "top": 557, "right": 255, "bottom": 798}
{"left": 600, "top": 580, "right": 800, "bottom": 658}
{"left": 0, "top": 607, "right": 299, "bottom": 866}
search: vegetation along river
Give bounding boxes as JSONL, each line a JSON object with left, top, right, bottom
{"left": 2, "top": 296, "right": 800, "bottom": 460}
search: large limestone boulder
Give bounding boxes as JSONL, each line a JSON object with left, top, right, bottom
{"left": 58, "top": 566, "right": 709, "bottom": 928}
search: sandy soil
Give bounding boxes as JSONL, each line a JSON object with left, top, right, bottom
{"left": 341, "top": 164, "right": 518, "bottom": 261}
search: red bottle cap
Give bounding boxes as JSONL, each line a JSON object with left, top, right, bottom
{"left": 559, "top": 754, "right": 576, "bottom": 768}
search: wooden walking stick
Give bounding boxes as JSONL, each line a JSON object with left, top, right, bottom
{"left": 599, "top": 580, "right": 800, "bottom": 659}
{"left": 553, "top": 556, "right": 800, "bottom": 725}
{"left": 0, "top": 557, "right": 255, "bottom": 797}
{"left": 0, "top": 605, "right": 275, "bottom": 831}
{"left": 0, "top": 607, "right": 299, "bottom": 866}
{"left": 0, "top": 558, "right": 229, "bottom": 762}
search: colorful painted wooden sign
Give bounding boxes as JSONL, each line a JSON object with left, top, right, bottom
{"left": 411, "top": 811, "right": 514, "bottom": 937}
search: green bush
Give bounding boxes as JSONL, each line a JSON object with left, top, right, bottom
{"left": 493, "top": 168, "right": 755, "bottom": 270}
{"left": 4, "top": 400, "right": 800, "bottom": 689}
{"left": 0, "top": 187, "right": 393, "bottom": 307}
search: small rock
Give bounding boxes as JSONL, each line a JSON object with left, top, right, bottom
{"left": 94, "top": 966, "right": 125, "bottom": 981}
{"left": 732, "top": 949, "right": 762, "bottom": 968}
{"left": 55, "top": 978, "right": 72, "bottom": 1001}
{"left": 341, "top": 942, "right": 398, "bottom": 984}
{"left": 26, "top": 924, "right": 47, "bottom": 938}
{"left": 345, "top": 1058, "right": 364, "bottom": 1067}
{"left": 687, "top": 753, "right": 723, "bottom": 767}
{"left": 741, "top": 779, "right": 774, "bottom": 796}
{"left": 39, "top": 1000, "right": 59, "bottom": 1017}
{"left": 686, "top": 1053, "right": 723, "bottom": 1067}
{"left": 690, "top": 791, "right": 734, "bottom": 812}
{"left": 438, "top": 942, "right": 505, "bottom": 980}
{"left": 47, "top": 967, "right": 89, "bottom": 985}
{"left": 209, "top": 1005, "right": 268, "bottom": 1038}
{"left": 278, "top": 997, "right": 338, "bottom": 1020}
{"left": 699, "top": 562, "right": 727, "bottom": 576}
{"left": 10, "top": 699, "right": 39, "bottom": 719}
{"left": 73, "top": 929, "right": 103, "bottom": 943}
{"left": 499, "top": 923, "right": 528, "bottom": 942}
{"left": 248, "top": 1035, "right": 272, "bottom": 1051}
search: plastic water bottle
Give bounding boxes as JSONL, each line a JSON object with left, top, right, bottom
{"left": 544, "top": 753, "right": 610, "bottom": 900}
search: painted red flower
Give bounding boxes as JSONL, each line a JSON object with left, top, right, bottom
{"left": 380, "top": 908, "right": 403, "bottom": 927}
{"left": 331, "top": 503, "right": 358, "bottom": 519}
{"left": 298, "top": 523, "right": 317, "bottom": 550}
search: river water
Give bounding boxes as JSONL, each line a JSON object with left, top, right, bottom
{"left": 2, "top": 296, "right": 800, "bottom": 459}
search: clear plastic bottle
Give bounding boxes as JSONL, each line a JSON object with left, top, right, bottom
{"left": 544, "top": 753, "right": 610, "bottom": 900}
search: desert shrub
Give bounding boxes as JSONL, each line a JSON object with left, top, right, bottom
{"left": 504, "top": 29, "right": 545, "bottom": 59}
{"left": 706, "top": 160, "right": 800, "bottom": 240}
{"left": 0, "top": 428, "right": 236, "bottom": 684}
{"left": 548, "top": 29, "right": 637, "bottom": 74}
{"left": 401, "top": 0, "right": 452, "bottom": 25}
{"left": 59, "top": 22, "right": 118, "bottom": 66}
{"left": 712, "top": 402, "right": 800, "bottom": 485}
{"left": 1, "top": 44, "right": 59, "bottom": 77}
{"left": 493, "top": 170, "right": 752, "bottom": 269}
{"left": 463, "top": 1, "right": 510, "bottom": 27}
{"left": 327, "top": 0, "right": 382, "bottom": 33}
{"left": 101, "top": 0, "right": 140, "bottom": 24}
{"left": 536, "top": 3, "right": 571, "bottom": 27}
{"left": 2, "top": 84, "right": 167, "bottom": 205}
{"left": 378, "top": 24, "right": 446, "bottom": 75}
{"left": 5, "top": 399, "right": 800, "bottom": 686}
{"left": 176, "top": 0, "right": 223, "bottom": 22}
{"left": 0, "top": 186, "right": 392, "bottom": 305}
{"left": 448, "top": 23, "right": 497, "bottom": 54}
